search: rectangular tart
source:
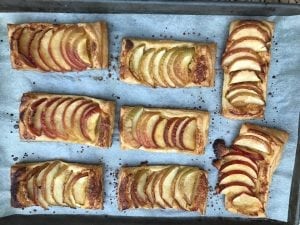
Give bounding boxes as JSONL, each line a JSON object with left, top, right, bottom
{"left": 221, "top": 20, "right": 274, "bottom": 119}
{"left": 213, "top": 123, "right": 288, "bottom": 217}
{"left": 19, "top": 92, "right": 115, "bottom": 148}
{"left": 11, "top": 160, "right": 103, "bottom": 209}
{"left": 119, "top": 38, "right": 216, "bottom": 87}
{"left": 8, "top": 21, "right": 108, "bottom": 72}
{"left": 119, "top": 106, "right": 210, "bottom": 154}
{"left": 117, "top": 164, "right": 208, "bottom": 214}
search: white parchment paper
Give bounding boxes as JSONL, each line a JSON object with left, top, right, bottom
{"left": 0, "top": 13, "right": 299, "bottom": 222}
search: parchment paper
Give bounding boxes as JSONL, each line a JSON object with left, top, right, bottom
{"left": 0, "top": 13, "right": 299, "bottom": 222}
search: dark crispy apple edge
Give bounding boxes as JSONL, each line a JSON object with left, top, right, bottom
{"left": 19, "top": 92, "right": 115, "bottom": 147}
{"left": 117, "top": 165, "right": 208, "bottom": 214}
{"left": 7, "top": 22, "right": 108, "bottom": 72}
{"left": 10, "top": 160, "right": 103, "bottom": 209}
{"left": 119, "top": 106, "right": 210, "bottom": 155}
{"left": 119, "top": 38, "right": 216, "bottom": 87}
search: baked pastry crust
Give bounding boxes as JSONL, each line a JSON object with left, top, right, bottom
{"left": 213, "top": 123, "right": 288, "bottom": 217}
{"left": 119, "top": 106, "right": 210, "bottom": 154}
{"left": 19, "top": 92, "right": 115, "bottom": 147}
{"left": 221, "top": 20, "right": 274, "bottom": 119}
{"left": 120, "top": 38, "right": 216, "bottom": 87}
{"left": 11, "top": 160, "right": 103, "bottom": 209}
{"left": 8, "top": 22, "right": 108, "bottom": 72}
{"left": 117, "top": 164, "right": 208, "bottom": 214}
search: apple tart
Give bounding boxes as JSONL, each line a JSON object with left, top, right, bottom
{"left": 213, "top": 123, "right": 288, "bottom": 217}
{"left": 11, "top": 160, "right": 103, "bottom": 209}
{"left": 8, "top": 22, "right": 108, "bottom": 72}
{"left": 221, "top": 20, "right": 274, "bottom": 119}
{"left": 120, "top": 106, "right": 210, "bottom": 154}
{"left": 120, "top": 38, "right": 216, "bottom": 87}
{"left": 118, "top": 165, "right": 208, "bottom": 214}
{"left": 19, "top": 92, "right": 115, "bottom": 147}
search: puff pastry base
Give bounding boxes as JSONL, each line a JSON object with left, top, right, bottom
{"left": 120, "top": 106, "right": 210, "bottom": 154}
{"left": 213, "top": 123, "right": 288, "bottom": 217}
{"left": 11, "top": 160, "right": 103, "bottom": 209}
{"left": 118, "top": 164, "right": 208, "bottom": 214}
{"left": 120, "top": 38, "right": 216, "bottom": 87}
{"left": 19, "top": 92, "right": 115, "bottom": 148}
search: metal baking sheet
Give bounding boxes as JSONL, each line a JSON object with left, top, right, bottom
{"left": 0, "top": 3, "right": 299, "bottom": 225}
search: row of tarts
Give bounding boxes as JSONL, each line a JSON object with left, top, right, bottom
{"left": 9, "top": 19, "right": 289, "bottom": 217}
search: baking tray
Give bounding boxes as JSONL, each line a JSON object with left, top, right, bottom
{"left": 0, "top": 1, "right": 299, "bottom": 225}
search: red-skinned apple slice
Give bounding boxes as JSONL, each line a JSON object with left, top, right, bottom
{"left": 229, "top": 24, "right": 270, "bottom": 42}
{"left": 73, "top": 35, "right": 91, "bottom": 67}
{"left": 29, "top": 29, "right": 51, "bottom": 71}
{"left": 233, "top": 20, "right": 272, "bottom": 39}
{"left": 174, "top": 117, "right": 190, "bottom": 150}
{"left": 18, "top": 27, "right": 36, "bottom": 63}
{"left": 145, "top": 171, "right": 158, "bottom": 207}
{"left": 218, "top": 181, "right": 253, "bottom": 195}
{"left": 223, "top": 152, "right": 258, "bottom": 171}
{"left": 80, "top": 103, "right": 101, "bottom": 141}
{"left": 136, "top": 113, "right": 156, "bottom": 148}
{"left": 234, "top": 135, "right": 271, "bottom": 154}
{"left": 220, "top": 160, "right": 258, "bottom": 178}
{"left": 170, "top": 117, "right": 186, "bottom": 148}
{"left": 245, "top": 128, "right": 274, "bottom": 144}
{"left": 163, "top": 118, "right": 178, "bottom": 148}
{"left": 227, "top": 37, "right": 268, "bottom": 52}
{"left": 38, "top": 28, "right": 63, "bottom": 71}
{"left": 144, "top": 114, "right": 161, "bottom": 148}
{"left": 33, "top": 162, "right": 50, "bottom": 208}
{"left": 131, "top": 169, "right": 150, "bottom": 207}
{"left": 229, "top": 70, "right": 261, "bottom": 84}
{"left": 49, "top": 26, "right": 72, "bottom": 71}
{"left": 27, "top": 98, "right": 48, "bottom": 136}
{"left": 222, "top": 48, "right": 262, "bottom": 67}
{"left": 153, "top": 118, "right": 168, "bottom": 148}
{"left": 231, "top": 145, "right": 264, "bottom": 161}
{"left": 219, "top": 170, "right": 256, "bottom": 187}
{"left": 228, "top": 56, "right": 262, "bottom": 73}
{"left": 179, "top": 118, "right": 197, "bottom": 150}
{"left": 152, "top": 167, "right": 170, "bottom": 208}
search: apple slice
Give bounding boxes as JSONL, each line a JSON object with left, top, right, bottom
{"left": 33, "top": 162, "right": 50, "bottom": 208}
{"left": 136, "top": 113, "right": 157, "bottom": 148}
{"left": 129, "top": 44, "right": 145, "bottom": 81}
{"left": 219, "top": 182, "right": 253, "bottom": 195}
{"left": 173, "top": 48, "right": 194, "bottom": 85}
{"left": 180, "top": 119, "right": 197, "bottom": 150}
{"left": 18, "top": 27, "right": 36, "bottom": 62}
{"left": 121, "top": 107, "right": 144, "bottom": 148}
{"left": 170, "top": 117, "right": 187, "bottom": 149}
{"left": 144, "top": 114, "right": 161, "bottom": 148}
{"left": 73, "top": 35, "right": 91, "bottom": 67}
{"left": 61, "top": 26, "right": 86, "bottom": 71}
{"left": 229, "top": 70, "right": 261, "bottom": 84}
{"left": 245, "top": 128, "right": 274, "bottom": 144}
{"left": 219, "top": 170, "right": 255, "bottom": 187}
{"left": 152, "top": 167, "right": 171, "bottom": 208}
{"left": 231, "top": 145, "right": 264, "bottom": 161}
{"left": 163, "top": 118, "right": 178, "bottom": 148}
{"left": 97, "top": 111, "right": 112, "bottom": 147}
{"left": 80, "top": 103, "right": 101, "bottom": 141}
{"left": 222, "top": 48, "right": 261, "bottom": 67}
{"left": 226, "top": 87, "right": 261, "bottom": 100}
{"left": 172, "top": 167, "right": 191, "bottom": 210}
{"left": 72, "top": 173, "right": 89, "bottom": 206}
{"left": 223, "top": 153, "right": 258, "bottom": 171}
{"left": 153, "top": 118, "right": 168, "bottom": 148}
{"left": 228, "top": 92, "right": 265, "bottom": 107}
{"left": 234, "top": 135, "right": 271, "bottom": 154}
{"left": 227, "top": 37, "right": 268, "bottom": 52}
{"left": 159, "top": 48, "right": 177, "bottom": 87}
{"left": 231, "top": 192, "right": 263, "bottom": 213}
{"left": 150, "top": 48, "right": 168, "bottom": 87}
{"left": 139, "top": 48, "right": 156, "bottom": 86}
{"left": 29, "top": 29, "right": 51, "bottom": 71}
{"left": 233, "top": 20, "right": 272, "bottom": 38}
{"left": 167, "top": 48, "right": 186, "bottom": 87}
{"left": 145, "top": 171, "right": 158, "bottom": 206}
{"left": 160, "top": 166, "right": 179, "bottom": 207}
{"left": 227, "top": 82, "right": 263, "bottom": 96}
{"left": 174, "top": 117, "right": 190, "bottom": 150}
{"left": 38, "top": 28, "right": 63, "bottom": 71}
{"left": 228, "top": 56, "right": 261, "bottom": 73}
{"left": 131, "top": 169, "right": 150, "bottom": 207}
{"left": 49, "top": 26, "right": 72, "bottom": 71}
{"left": 51, "top": 164, "right": 70, "bottom": 206}
{"left": 41, "top": 161, "right": 61, "bottom": 205}
{"left": 229, "top": 24, "right": 270, "bottom": 42}
{"left": 27, "top": 98, "right": 48, "bottom": 136}
{"left": 220, "top": 160, "right": 258, "bottom": 178}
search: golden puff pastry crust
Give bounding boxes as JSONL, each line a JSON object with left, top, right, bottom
{"left": 19, "top": 92, "right": 115, "bottom": 148}
{"left": 213, "top": 123, "right": 288, "bottom": 217}
{"left": 120, "top": 38, "right": 216, "bottom": 88}
{"left": 8, "top": 22, "right": 108, "bottom": 72}
{"left": 11, "top": 160, "right": 103, "bottom": 209}
{"left": 117, "top": 164, "right": 208, "bottom": 214}
{"left": 221, "top": 20, "right": 275, "bottom": 119}
{"left": 119, "top": 106, "right": 210, "bottom": 155}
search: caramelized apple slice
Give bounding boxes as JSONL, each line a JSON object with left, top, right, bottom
{"left": 173, "top": 48, "right": 194, "bottom": 85}
{"left": 163, "top": 118, "right": 178, "bottom": 148}
{"left": 233, "top": 20, "right": 272, "bottom": 38}
{"left": 150, "top": 48, "right": 168, "bottom": 87}
{"left": 18, "top": 27, "right": 36, "bottom": 61}
{"left": 49, "top": 26, "right": 71, "bottom": 71}
{"left": 121, "top": 107, "right": 144, "bottom": 148}
{"left": 234, "top": 135, "right": 271, "bottom": 154}
{"left": 222, "top": 48, "right": 261, "bottom": 67}
{"left": 229, "top": 70, "right": 261, "bottom": 84}
{"left": 160, "top": 48, "right": 177, "bottom": 87}
{"left": 29, "top": 29, "right": 51, "bottom": 71}
{"left": 129, "top": 45, "right": 145, "bottom": 81}
{"left": 153, "top": 118, "right": 168, "bottom": 148}
{"left": 144, "top": 114, "right": 161, "bottom": 148}
{"left": 219, "top": 170, "right": 255, "bottom": 187}
{"left": 139, "top": 48, "right": 156, "bottom": 86}
{"left": 27, "top": 98, "right": 48, "bottom": 136}
{"left": 174, "top": 117, "right": 190, "bottom": 150}
{"left": 80, "top": 103, "right": 101, "bottom": 141}
{"left": 228, "top": 56, "right": 261, "bottom": 73}
{"left": 51, "top": 164, "right": 70, "bottom": 206}
{"left": 231, "top": 145, "right": 265, "bottom": 161}
{"left": 231, "top": 192, "right": 263, "bottom": 214}
{"left": 227, "top": 37, "right": 268, "bottom": 52}
{"left": 136, "top": 113, "right": 156, "bottom": 148}
{"left": 170, "top": 117, "right": 186, "bottom": 149}
{"left": 220, "top": 160, "right": 258, "bottom": 178}
{"left": 180, "top": 119, "right": 197, "bottom": 150}
{"left": 33, "top": 162, "right": 50, "bottom": 208}
{"left": 228, "top": 92, "right": 265, "bottom": 107}
{"left": 167, "top": 48, "right": 186, "bottom": 87}
{"left": 145, "top": 171, "right": 158, "bottom": 206}
{"left": 229, "top": 24, "right": 270, "bottom": 42}
{"left": 219, "top": 182, "right": 253, "bottom": 195}
{"left": 131, "top": 168, "right": 150, "bottom": 207}
{"left": 39, "top": 28, "right": 63, "bottom": 71}
{"left": 160, "top": 166, "right": 179, "bottom": 207}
